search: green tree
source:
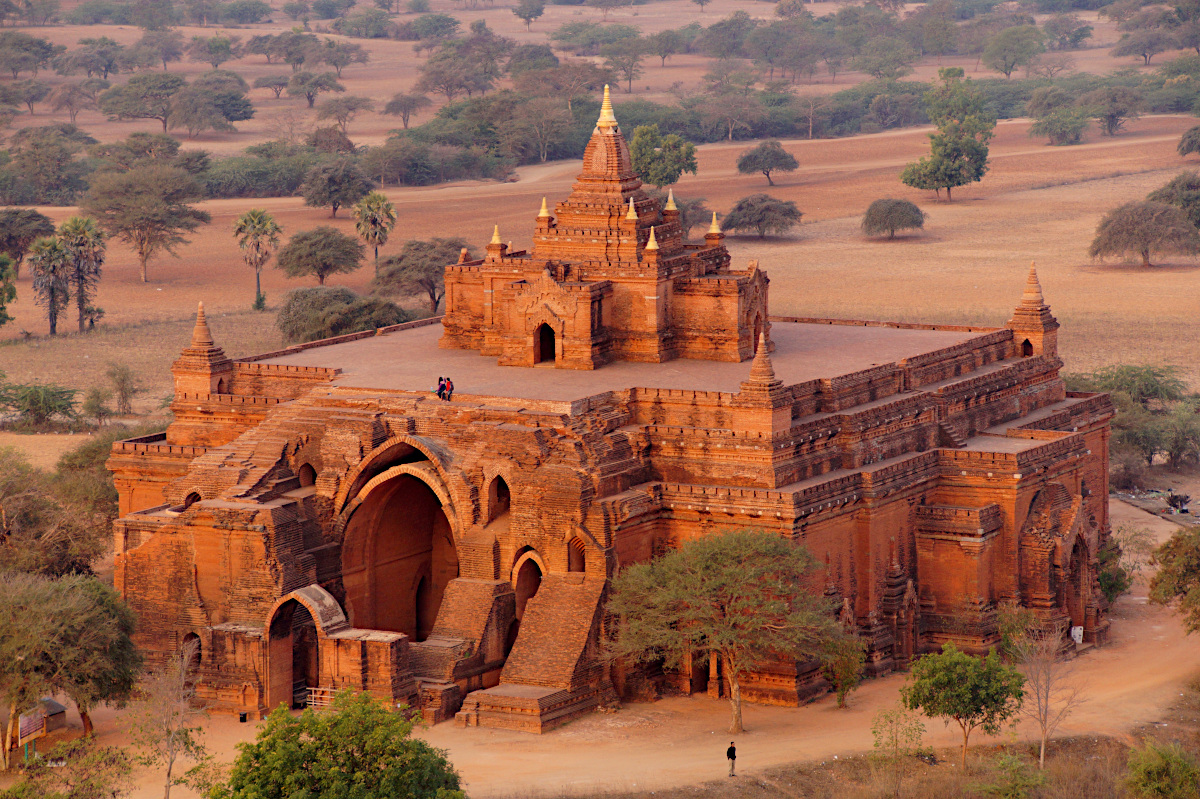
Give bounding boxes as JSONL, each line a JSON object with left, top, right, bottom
{"left": 287, "top": 70, "right": 344, "bottom": 108}
{"left": 187, "top": 33, "right": 242, "bottom": 69}
{"left": 0, "top": 736, "right": 134, "bottom": 799}
{"left": 382, "top": 91, "right": 431, "bottom": 128}
{"left": 253, "top": 74, "right": 289, "bottom": 98}
{"left": 98, "top": 72, "right": 186, "bottom": 131}
{"left": 901, "top": 643, "right": 1025, "bottom": 768}
{"left": 48, "top": 82, "right": 96, "bottom": 123}
{"left": 0, "top": 31, "right": 57, "bottom": 80}
{"left": 275, "top": 286, "right": 409, "bottom": 343}
{"left": 0, "top": 255, "right": 14, "bottom": 329}
{"left": 697, "top": 94, "right": 766, "bottom": 141}
{"left": 1112, "top": 28, "right": 1177, "bottom": 66}
{"left": 982, "top": 25, "right": 1045, "bottom": 78}
{"left": 862, "top": 198, "right": 926, "bottom": 239}
{"left": 352, "top": 190, "right": 396, "bottom": 274}
{"left": 372, "top": 236, "right": 468, "bottom": 313}
{"left": 1029, "top": 107, "right": 1091, "bottom": 146}
{"left": 27, "top": 235, "right": 70, "bottom": 335}
{"left": 602, "top": 38, "right": 645, "bottom": 93}
{"left": 736, "top": 140, "right": 798, "bottom": 186}
{"left": 902, "top": 70, "right": 995, "bottom": 201}
{"left": 1150, "top": 525, "right": 1200, "bottom": 634}
{"left": 138, "top": 29, "right": 186, "bottom": 69}
{"left": 1148, "top": 171, "right": 1200, "bottom": 228}
{"left": 1080, "top": 86, "right": 1143, "bottom": 136}
{"left": 872, "top": 704, "right": 925, "bottom": 798}
{"left": 629, "top": 124, "right": 698, "bottom": 189}
{"left": 1179, "top": 125, "right": 1200, "bottom": 157}
{"left": 0, "top": 207, "right": 55, "bottom": 277}
{"left": 301, "top": 157, "right": 372, "bottom": 217}
{"left": 723, "top": 193, "right": 803, "bottom": 238}
{"left": 1085, "top": 365, "right": 1187, "bottom": 407}
{"left": 513, "top": 0, "right": 543, "bottom": 31}
{"left": 276, "top": 226, "right": 364, "bottom": 285}
{"left": 232, "top": 208, "right": 281, "bottom": 307}
{"left": 322, "top": 40, "right": 369, "bottom": 77}
{"left": 853, "top": 36, "right": 919, "bottom": 80}
{"left": 13, "top": 78, "right": 49, "bottom": 114}
{"left": 608, "top": 530, "right": 846, "bottom": 733}
{"left": 821, "top": 635, "right": 866, "bottom": 708}
{"left": 208, "top": 691, "right": 463, "bottom": 799}
{"left": 107, "top": 362, "right": 141, "bottom": 415}
{"left": 647, "top": 29, "right": 682, "bottom": 66}
{"left": 316, "top": 94, "right": 373, "bottom": 133}
{"left": 1089, "top": 201, "right": 1200, "bottom": 267}
{"left": 81, "top": 164, "right": 211, "bottom": 283}
{"left": 58, "top": 215, "right": 105, "bottom": 334}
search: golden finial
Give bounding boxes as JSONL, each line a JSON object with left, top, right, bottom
{"left": 625, "top": 197, "right": 637, "bottom": 221}
{"left": 665, "top": 189, "right": 677, "bottom": 212}
{"left": 708, "top": 212, "right": 721, "bottom": 235}
{"left": 645, "top": 226, "right": 658, "bottom": 251}
{"left": 490, "top": 224, "right": 501, "bottom": 245}
{"left": 537, "top": 197, "right": 550, "bottom": 218}
{"left": 597, "top": 84, "right": 617, "bottom": 128}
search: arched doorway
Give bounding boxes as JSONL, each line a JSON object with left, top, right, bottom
{"left": 1022, "top": 339, "right": 1034, "bottom": 357}
{"left": 341, "top": 472, "right": 459, "bottom": 641}
{"left": 513, "top": 554, "right": 543, "bottom": 620}
{"left": 752, "top": 316, "right": 762, "bottom": 352}
{"left": 297, "top": 463, "right": 316, "bottom": 487}
{"left": 266, "top": 599, "right": 319, "bottom": 710}
{"left": 1061, "top": 538, "right": 1088, "bottom": 630}
{"left": 535, "top": 323, "right": 555, "bottom": 365}
{"left": 568, "top": 538, "right": 586, "bottom": 573}
{"left": 487, "top": 476, "right": 511, "bottom": 524}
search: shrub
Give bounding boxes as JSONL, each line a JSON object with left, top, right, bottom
{"left": 862, "top": 198, "right": 926, "bottom": 239}
{"left": 723, "top": 194, "right": 803, "bottom": 238}
{"left": 275, "top": 286, "right": 414, "bottom": 344}
{"left": 1124, "top": 741, "right": 1200, "bottom": 799}
{"left": 0, "top": 382, "right": 78, "bottom": 428}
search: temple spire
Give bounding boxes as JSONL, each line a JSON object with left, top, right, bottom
{"left": 748, "top": 333, "right": 776, "bottom": 383}
{"left": 537, "top": 197, "right": 550, "bottom": 219}
{"left": 191, "top": 301, "right": 214, "bottom": 348}
{"left": 490, "top": 224, "right": 502, "bottom": 245}
{"left": 645, "top": 226, "right": 658, "bottom": 251}
{"left": 625, "top": 196, "right": 637, "bottom": 220}
{"left": 665, "top": 189, "right": 677, "bottom": 212}
{"left": 1022, "top": 262, "right": 1045, "bottom": 307}
{"left": 596, "top": 84, "right": 617, "bottom": 128}
{"left": 708, "top": 212, "right": 721, "bottom": 234}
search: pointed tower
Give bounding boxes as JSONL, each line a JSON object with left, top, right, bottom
{"left": 736, "top": 332, "right": 790, "bottom": 437}
{"left": 1006, "top": 263, "right": 1059, "bottom": 357}
{"left": 173, "top": 302, "right": 233, "bottom": 396}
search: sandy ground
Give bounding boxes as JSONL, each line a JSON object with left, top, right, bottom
{"left": 7, "top": 499, "right": 1185, "bottom": 799}
{"left": 0, "top": 431, "right": 93, "bottom": 468}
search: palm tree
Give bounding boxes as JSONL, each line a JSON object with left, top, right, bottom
{"left": 28, "top": 237, "right": 71, "bottom": 335}
{"left": 232, "top": 208, "right": 282, "bottom": 308}
{"left": 58, "top": 216, "right": 106, "bottom": 333}
{"left": 352, "top": 191, "right": 397, "bottom": 275}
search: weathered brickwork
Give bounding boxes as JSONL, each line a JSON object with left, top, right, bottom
{"left": 110, "top": 92, "right": 1113, "bottom": 733}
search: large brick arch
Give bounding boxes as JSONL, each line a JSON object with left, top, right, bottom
{"left": 333, "top": 434, "right": 453, "bottom": 516}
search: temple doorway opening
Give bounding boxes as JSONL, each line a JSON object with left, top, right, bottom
{"left": 1062, "top": 538, "right": 1088, "bottom": 629}
{"left": 513, "top": 553, "right": 543, "bottom": 620}
{"left": 535, "top": 324, "right": 555, "bottom": 365}
{"left": 267, "top": 600, "right": 319, "bottom": 710}
{"left": 341, "top": 473, "right": 459, "bottom": 642}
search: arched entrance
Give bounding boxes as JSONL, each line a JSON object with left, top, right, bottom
{"left": 487, "top": 476, "right": 511, "bottom": 524}
{"left": 1061, "top": 538, "right": 1088, "bottom": 630}
{"left": 513, "top": 553, "right": 543, "bottom": 620}
{"left": 535, "top": 323, "right": 555, "bottom": 365}
{"left": 752, "top": 316, "right": 762, "bottom": 352}
{"left": 267, "top": 600, "right": 319, "bottom": 710}
{"left": 341, "top": 472, "right": 459, "bottom": 641}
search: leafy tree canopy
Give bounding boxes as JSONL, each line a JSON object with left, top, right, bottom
{"left": 722, "top": 193, "right": 803, "bottom": 238}
{"left": 736, "top": 140, "right": 798, "bottom": 186}
{"left": 372, "top": 236, "right": 469, "bottom": 313}
{"left": 861, "top": 197, "right": 926, "bottom": 239}
{"left": 1089, "top": 200, "right": 1200, "bottom": 267}
{"left": 275, "top": 286, "right": 411, "bottom": 343}
{"left": 630, "top": 124, "right": 698, "bottom": 188}
{"left": 276, "top": 226, "right": 364, "bottom": 285}
{"left": 301, "top": 157, "right": 372, "bottom": 217}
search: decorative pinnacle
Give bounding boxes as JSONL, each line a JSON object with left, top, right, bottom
{"left": 1022, "top": 261, "right": 1045, "bottom": 306}
{"left": 748, "top": 332, "right": 776, "bottom": 383}
{"left": 625, "top": 197, "right": 637, "bottom": 221}
{"left": 490, "top": 224, "right": 501, "bottom": 245}
{"left": 645, "top": 226, "right": 658, "bottom": 251}
{"left": 665, "top": 189, "right": 677, "bottom": 212}
{"left": 537, "top": 197, "right": 550, "bottom": 219}
{"left": 191, "top": 301, "right": 214, "bottom": 348}
{"left": 708, "top": 212, "right": 721, "bottom": 235}
{"left": 596, "top": 85, "right": 617, "bottom": 128}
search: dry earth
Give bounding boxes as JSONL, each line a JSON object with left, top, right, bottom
{"left": 1, "top": 500, "right": 1182, "bottom": 798}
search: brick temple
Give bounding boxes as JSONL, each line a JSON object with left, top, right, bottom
{"left": 110, "top": 88, "right": 1114, "bottom": 732}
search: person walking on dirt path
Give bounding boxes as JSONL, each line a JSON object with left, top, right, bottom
{"left": 727, "top": 742, "right": 736, "bottom": 777}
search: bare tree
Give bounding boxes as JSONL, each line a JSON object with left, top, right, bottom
{"left": 1013, "top": 627, "right": 1086, "bottom": 769}
{"left": 126, "top": 639, "right": 210, "bottom": 799}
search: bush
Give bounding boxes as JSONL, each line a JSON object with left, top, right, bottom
{"left": 0, "top": 382, "right": 78, "bottom": 428}
{"left": 723, "top": 194, "right": 803, "bottom": 238}
{"left": 862, "top": 198, "right": 926, "bottom": 239}
{"left": 1124, "top": 741, "right": 1200, "bottom": 799}
{"left": 275, "top": 287, "right": 414, "bottom": 344}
